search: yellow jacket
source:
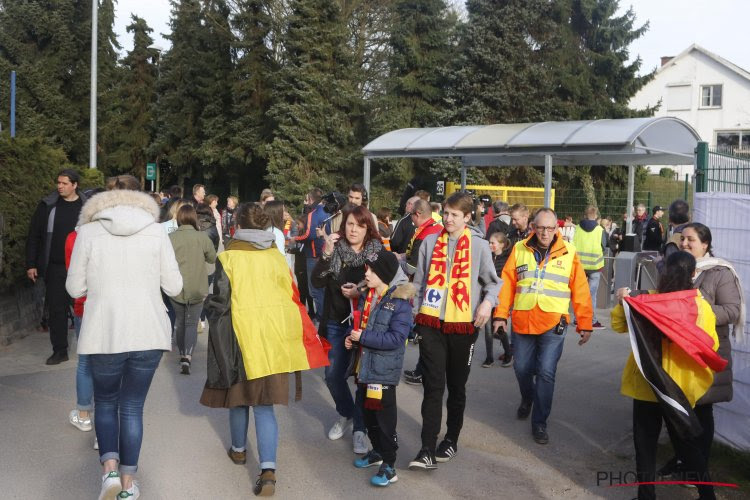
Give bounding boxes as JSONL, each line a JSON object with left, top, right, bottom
{"left": 610, "top": 291, "right": 718, "bottom": 406}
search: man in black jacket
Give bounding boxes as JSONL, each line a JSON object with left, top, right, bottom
{"left": 390, "top": 196, "right": 419, "bottom": 253}
{"left": 26, "top": 169, "right": 86, "bottom": 365}
{"left": 642, "top": 205, "right": 665, "bottom": 251}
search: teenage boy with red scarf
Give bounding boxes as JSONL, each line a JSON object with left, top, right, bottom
{"left": 408, "top": 192, "right": 502, "bottom": 470}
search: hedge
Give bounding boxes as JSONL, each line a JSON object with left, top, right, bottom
{"left": 0, "top": 135, "right": 101, "bottom": 291}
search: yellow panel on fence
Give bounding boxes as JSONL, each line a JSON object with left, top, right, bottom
{"left": 445, "top": 182, "right": 554, "bottom": 211}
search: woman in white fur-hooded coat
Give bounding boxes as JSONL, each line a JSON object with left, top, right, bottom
{"left": 67, "top": 180, "right": 183, "bottom": 354}
{"left": 65, "top": 175, "right": 182, "bottom": 499}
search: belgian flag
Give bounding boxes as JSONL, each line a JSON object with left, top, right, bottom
{"left": 623, "top": 289, "right": 727, "bottom": 440}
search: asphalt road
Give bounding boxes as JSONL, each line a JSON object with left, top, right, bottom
{"left": 0, "top": 315, "right": 725, "bottom": 499}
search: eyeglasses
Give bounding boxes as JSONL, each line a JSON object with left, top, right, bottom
{"left": 535, "top": 226, "right": 557, "bottom": 233}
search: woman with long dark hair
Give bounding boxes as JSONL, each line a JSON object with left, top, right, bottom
{"left": 311, "top": 205, "right": 383, "bottom": 454}
{"left": 611, "top": 251, "right": 723, "bottom": 500}
{"left": 656, "top": 223, "right": 745, "bottom": 480}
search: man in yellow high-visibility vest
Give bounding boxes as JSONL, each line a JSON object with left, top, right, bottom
{"left": 572, "top": 206, "right": 608, "bottom": 329}
{"left": 493, "top": 208, "right": 593, "bottom": 445}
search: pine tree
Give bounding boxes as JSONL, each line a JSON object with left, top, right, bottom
{"left": 380, "top": 0, "right": 454, "bottom": 131}
{"left": 155, "top": 0, "right": 235, "bottom": 187}
{"left": 265, "top": 0, "right": 359, "bottom": 200}
{"left": 99, "top": 16, "right": 159, "bottom": 180}
{"left": 0, "top": 0, "right": 120, "bottom": 164}
{"left": 229, "top": 0, "right": 277, "bottom": 196}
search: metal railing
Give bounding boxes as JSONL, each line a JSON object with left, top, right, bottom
{"left": 695, "top": 142, "right": 750, "bottom": 194}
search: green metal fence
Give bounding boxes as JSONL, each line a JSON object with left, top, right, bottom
{"left": 554, "top": 184, "right": 689, "bottom": 221}
{"left": 695, "top": 142, "right": 750, "bottom": 194}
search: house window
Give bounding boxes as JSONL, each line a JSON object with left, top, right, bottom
{"left": 715, "top": 130, "right": 750, "bottom": 152}
{"left": 700, "top": 85, "right": 722, "bottom": 107}
{"left": 666, "top": 84, "right": 691, "bottom": 111}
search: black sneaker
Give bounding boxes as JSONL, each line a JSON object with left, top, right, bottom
{"left": 435, "top": 439, "right": 458, "bottom": 463}
{"left": 408, "top": 448, "right": 437, "bottom": 470}
{"left": 657, "top": 456, "right": 685, "bottom": 478}
{"left": 532, "top": 424, "right": 549, "bottom": 444}
{"left": 45, "top": 351, "right": 69, "bottom": 365}
{"left": 481, "top": 359, "right": 494, "bottom": 368}
{"left": 517, "top": 399, "right": 532, "bottom": 420}
{"left": 180, "top": 357, "right": 191, "bottom": 375}
{"left": 403, "top": 370, "right": 422, "bottom": 385}
{"left": 500, "top": 354, "right": 514, "bottom": 368}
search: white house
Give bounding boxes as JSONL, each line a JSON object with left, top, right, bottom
{"left": 629, "top": 44, "right": 750, "bottom": 177}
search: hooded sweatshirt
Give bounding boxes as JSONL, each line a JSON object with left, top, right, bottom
{"left": 412, "top": 225, "right": 502, "bottom": 319}
{"left": 577, "top": 218, "right": 608, "bottom": 249}
{"left": 66, "top": 190, "right": 183, "bottom": 354}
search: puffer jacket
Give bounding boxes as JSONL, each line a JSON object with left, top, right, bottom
{"left": 694, "top": 265, "right": 741, "bottom": 405}
{"left": 357, "top": 269, "right": 415, "bottom": 386}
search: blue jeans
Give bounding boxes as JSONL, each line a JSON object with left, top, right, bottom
{"left": 324, "top": 321, "right": 364, "bottom": 432}
{"left": 74, "top": 317, "right": 94, "bottom": 411}
{"left": 306, "top": 257, "right": 325, "bottom": 321}
{"left": 587, "top": 271, "right": 600, "bottom": 323}
{"left": 513, "top": 327, "right": 566, "bottom": 427}
{"left": 90, "top": 350, "right": 163, "bottom": 474}
{"left": 229, "top": 405, "right": 278, "bottom": 470}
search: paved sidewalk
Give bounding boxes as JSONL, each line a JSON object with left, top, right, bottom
{"left": 0, "top": 313, "right": 728, "bottom": 499}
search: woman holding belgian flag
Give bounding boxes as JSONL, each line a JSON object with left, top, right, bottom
{"left": 611, "top": 251, "right": 727, "bottom": 500}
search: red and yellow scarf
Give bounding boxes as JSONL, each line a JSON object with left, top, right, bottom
{"left": 415, "top": 227, "right": 474, "bottom": 334}
{"left": 406, "top": 218, "right": 443, "bottom": 258}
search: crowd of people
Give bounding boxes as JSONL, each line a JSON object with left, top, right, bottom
{"left": 24, "top": 169, "right": 744, "bottom": 499}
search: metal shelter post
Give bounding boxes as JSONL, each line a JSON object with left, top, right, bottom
{"left": 363, "top": 156, "right": 371, "bottom": 195}
{"left": 544, "top": 155, "right": 552, "bottom": 207}
{"left": 460, "top": 162, "right": 467, "bottom": 191}
{"left": 626, "top": 165, "right": 635, "bottom": 234}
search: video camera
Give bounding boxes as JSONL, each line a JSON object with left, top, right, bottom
{"left": 321, "top": 192, "right": 346, "bottom": 215}
{"left": 317, "top": 191, "right": 347, "bottom": 229}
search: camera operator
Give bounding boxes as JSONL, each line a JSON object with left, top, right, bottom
{"left": 294, "top": 187, "right": 331, "bottom": 321}
{"left": 310, "top": 205, "right": 383, "bottom": 453}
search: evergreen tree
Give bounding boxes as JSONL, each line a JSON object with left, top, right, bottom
{"left": 0, "top": 0, "right": 120, "bottom": 164}
{"left": 100, "top": 16, "right": 159, "bottom": 180}
{"left": 265, "top": 0, "right": 359, "bottom": 200}
{"left": 381, "top": 0, "right": 454, "bottom": 131}
{"left": 155, "top": 0, "right": 235, "bottom": 187}
{"left": 230, "top": 0, "right": 277, "bottom": 196}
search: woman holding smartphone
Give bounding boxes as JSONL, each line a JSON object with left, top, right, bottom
{"left": 311, "top": 205, "right": 383, "bottom": 454}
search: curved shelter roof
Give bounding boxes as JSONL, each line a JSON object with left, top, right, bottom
{"left": 362, "top": 117, "right": 701, "bottom": 166}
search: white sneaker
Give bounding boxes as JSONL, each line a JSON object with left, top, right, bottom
{"left": 98, "top": 471, "right": 121, "bottom": 500}
{"left": 94, "top": 437, "right": 99, "bottom": 450}
{"left": 353, "top": 430, "right": 368, "bottom": 454}
{"left": 117, "top": 481, "right": 140, "bottom": 499}
{"left": 69, "top": 409, "right": 92, "bottom": 432}
{"left": 327, "top": 416, "right": 353, "bottom": 440}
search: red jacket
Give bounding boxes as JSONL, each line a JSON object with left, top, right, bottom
{"left": 65, "top": 231, "right": 86, "bottom": 317}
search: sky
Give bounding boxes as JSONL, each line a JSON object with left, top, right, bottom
{"left": 113, "top": 0, "right": 750, "bottom": 74}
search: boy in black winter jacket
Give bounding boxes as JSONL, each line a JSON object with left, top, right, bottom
{"left": 346, "top": 250, "right": 415, "bottom": 487}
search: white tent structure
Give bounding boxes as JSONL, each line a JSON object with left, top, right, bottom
{"left": 362, "top": 117, "right": 701, "bottom": 232}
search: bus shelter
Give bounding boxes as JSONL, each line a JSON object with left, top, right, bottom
{"left": 362, "top": 117, "right": 701, "bottom": 232}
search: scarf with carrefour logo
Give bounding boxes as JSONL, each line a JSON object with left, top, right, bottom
{"left": 416, "top": 227, "right": 474, "bottom": 334}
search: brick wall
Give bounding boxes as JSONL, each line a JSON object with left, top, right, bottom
{"left": 0, "top": 284, "right": 40, "bottom": 345}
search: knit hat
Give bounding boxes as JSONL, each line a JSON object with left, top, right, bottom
{"left": 366, "top": 249, "right": 400, "bottom": 285}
